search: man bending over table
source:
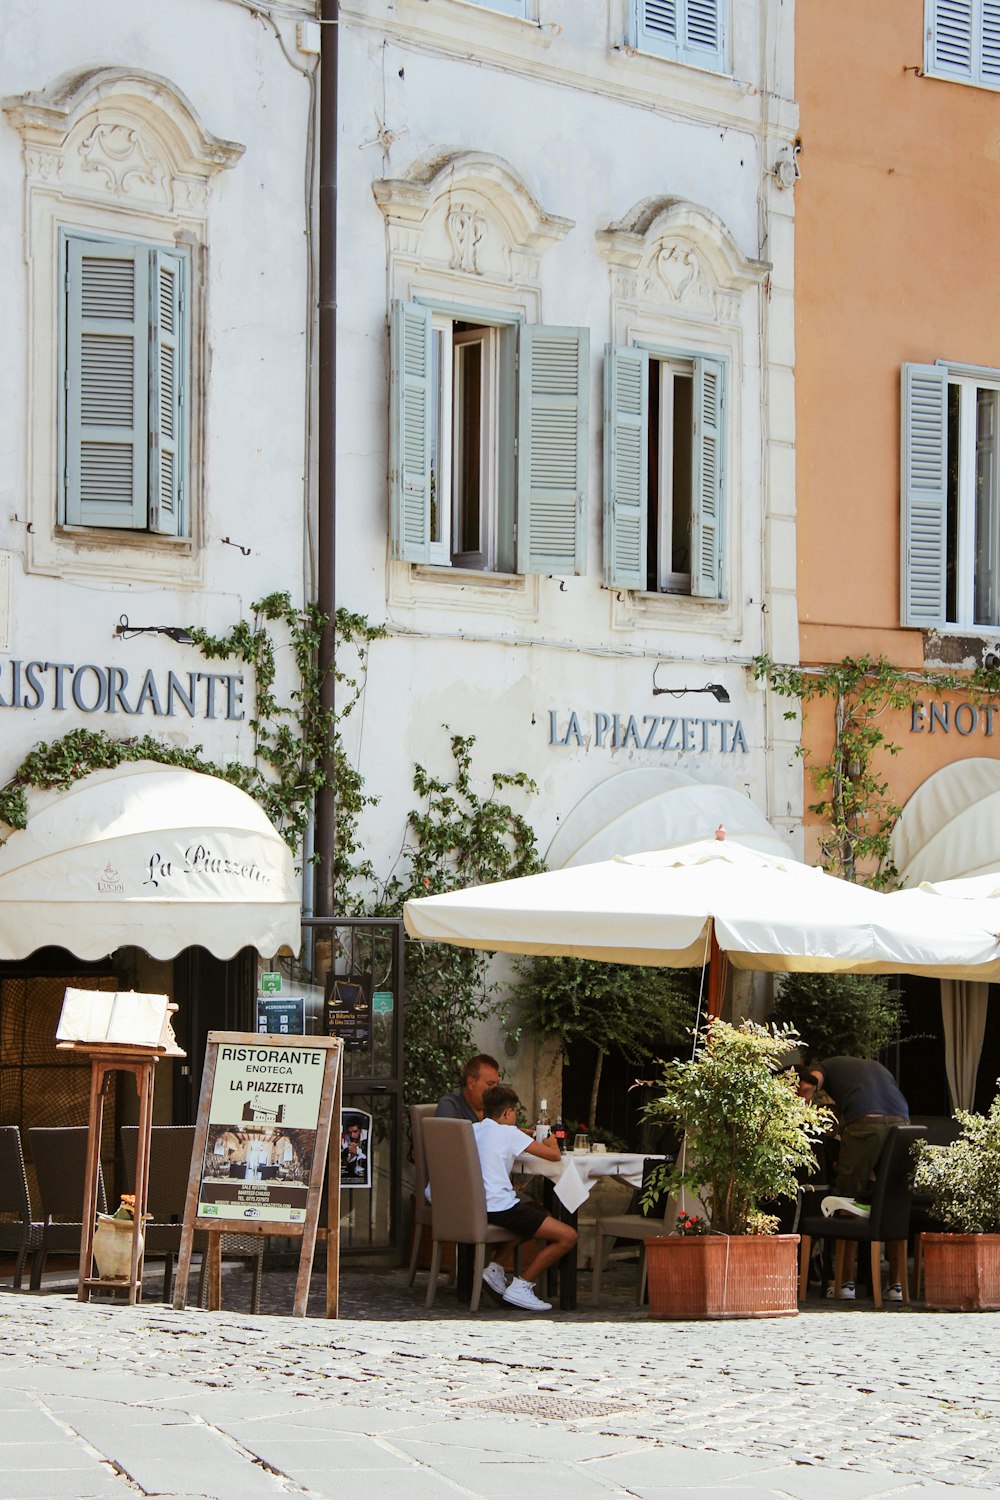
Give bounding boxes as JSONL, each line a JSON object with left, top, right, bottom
{"left": 474, "top": 1084, "right": 577, "bottom": 1312}
{"left": 796, "top": 1057, "right": 909, "bottom": 1302}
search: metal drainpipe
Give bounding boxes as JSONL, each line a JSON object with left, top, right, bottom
{"left": 314, "top": 0, "right": 339, "bottom": 921}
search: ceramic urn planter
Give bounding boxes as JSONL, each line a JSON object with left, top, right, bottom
{"left": 921, "top": 1233, "right": 1000, "bottom": 1311}
{"left": 645, "top": 1233, "right": 800, "bottom": 1320}
{"left": 92, "top": 1214, "right": 142, "bottom": 1281}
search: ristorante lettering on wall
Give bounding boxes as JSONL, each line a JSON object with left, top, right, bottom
{"left": 548, "top": 710, "right": 749, "bottom": 754}
{"left": 0, "top": 659, "right": 244, "bottom": 720}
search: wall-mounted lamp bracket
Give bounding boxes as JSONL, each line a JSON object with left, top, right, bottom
{"left": 115, "top": 614, "right": 194, "bottom": 645}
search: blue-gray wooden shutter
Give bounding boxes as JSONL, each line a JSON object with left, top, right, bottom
{"left": 983, "top": 0, "right": 1000, "bottom": 80}
{"left": 516, "top": 324, "right": 589, "bottom": 576}
{"left": 603, "top": 344, "right": 647, "bottom": 590}
{"left": 632, "top": 0, "right": 726, "bottom": 71}
{"left": 389, "top": 300, "right": 433, "bottom": 563}
{"left": 691, "top": 355, "right": 725, "bottom": 599}
{"left": 64, "top": 237, "right": 148, "bottom": 529}
{"left": 148, "top": 249, "right": 186, "bottom": 536}
{"left": 929, "top": 0, "right": 975, "bottom": 78}
{"left": 901, "top": 363, "right": 949, "bottom": 627}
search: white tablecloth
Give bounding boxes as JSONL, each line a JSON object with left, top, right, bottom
{"left": 515, "top": 1150, "right": 657, "bottom": 1215}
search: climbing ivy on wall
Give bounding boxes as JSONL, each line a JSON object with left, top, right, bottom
{"left": 0, "top": 594, "right": 385, "bottom": 869}
{"left": 754, "top": 653, "right": 1000, "bottom": 887}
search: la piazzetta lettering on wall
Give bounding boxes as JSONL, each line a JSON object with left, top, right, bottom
{"left": 0, "top": 658, "right": 244, "bottom": 720}
{"left": 549, "top": 710, "right": 749, "bottom": 753}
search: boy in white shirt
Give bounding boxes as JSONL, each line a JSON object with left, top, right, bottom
{"left": 473, "top": 1084, "right": 577, "bottom": 1312}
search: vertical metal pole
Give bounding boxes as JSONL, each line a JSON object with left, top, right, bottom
{"left": 314, "top": 0, "right": 340, "bottom": 921}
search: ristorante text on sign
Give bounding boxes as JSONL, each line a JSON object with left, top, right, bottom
{"left": 197, "top": 1044, "right": 326, "bottom": 1226}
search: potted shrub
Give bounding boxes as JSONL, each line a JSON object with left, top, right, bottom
{"left": 641, "top": 1018, "right": 832, "bottom": 1320}
{"left": 913, "top": 1089, "right": 1000, "bottom": 1311}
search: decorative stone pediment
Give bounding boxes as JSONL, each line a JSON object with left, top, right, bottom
{"left": 597, "top": 196, "right": 769, "bottom": 323}
{"left": 373, "top": 150, "right": 573, "bottom": 286}
{"left": 3, "top": 68, "right": 244, "bottom": 214}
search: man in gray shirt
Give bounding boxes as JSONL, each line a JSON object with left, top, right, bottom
{"left": 797, "top": 1056, "right": 909, "bottom": 1301}
{"left": 436, "top": 1053, "right": 501, "bottom": 1122}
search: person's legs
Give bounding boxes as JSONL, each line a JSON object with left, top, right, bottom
{"left": 832, "top": 1123, "right": 889, "bottom": 1292}
{"left": 518, "top": 1215, "right": 577, "bottom": 1284}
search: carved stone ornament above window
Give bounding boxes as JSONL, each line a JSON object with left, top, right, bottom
{"left": 2, "top": 67, "right": 244, "bottom": 214}
{"left": 596, "top": 196, "right": 769, "bottom": 324}
{"left": 373, "top": 150, "right": 573, "bottom": 286}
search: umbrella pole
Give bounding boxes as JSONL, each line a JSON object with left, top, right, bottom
{"left": 707, "top": 931, "right": 729, "bottom": 1019}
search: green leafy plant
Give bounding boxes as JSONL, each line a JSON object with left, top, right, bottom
{"left": 771, "top": 971, "right": 904, "bottom": 1062}
{"left": 0, "top": 596, "right": 384, "bottom": 869}
{"left": 754, "top": 654, "right": 1000, "bottom": 887}
{"left": 514, "top": 954, "right": 697, "bottom": 1133}
{"left": 372, "top": 730, "right": 545, "bottom": 1107}
{"left": 913, "top": 1090, "right": 1000, "bottom": 1234}
{"left": 642, "top": 1019, "right": 833, "bottom": 1235}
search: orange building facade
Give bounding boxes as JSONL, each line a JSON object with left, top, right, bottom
{"left": 794, "top": 2, "right": 1000, "bottom": 1111}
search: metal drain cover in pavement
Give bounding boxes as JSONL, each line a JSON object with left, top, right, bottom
{"left": 463, "top": 1393, "right": 637, "bottom": 1419}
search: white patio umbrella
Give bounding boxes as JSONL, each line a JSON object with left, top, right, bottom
{"left": 403, "top": 836, "right": 1000, "bottom": 980}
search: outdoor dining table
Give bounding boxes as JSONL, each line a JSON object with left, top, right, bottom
{"left": 514, "top": 1149, "right": 662, "bottom": 1310}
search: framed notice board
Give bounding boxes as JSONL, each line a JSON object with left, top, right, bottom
{"left": 173, "top": 1032, "right": 343, "bottom": 1318}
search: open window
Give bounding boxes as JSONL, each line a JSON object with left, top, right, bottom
{"left": 604, "top": 343, "right": 725, "bottom": 598}
{"left": 902, "top": 361, "right": 1000, "bottom": 628}
{"left": 391, "top": 300, "right": 589, "bottom": 577}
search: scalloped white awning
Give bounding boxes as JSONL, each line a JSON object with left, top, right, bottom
{"left": 0, "top": 762, "right": 300, "bottom": 962}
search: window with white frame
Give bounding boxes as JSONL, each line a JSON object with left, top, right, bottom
{"left": 390, "top": 300, "right": 589, "bottom": 577}
{"left": 604, "top": 343, "right": 725, "bottom": 598}
{"left": 925, "top": 1, "right": 1000, "bottom": 88}
{"left": 902, "top": 361, "right": 1000, "bottom": 629}
{"left": 629, "top": 0, "right": 727, "bottom": 73}
{"left": 59, "top": 231, "right": 190, "bottom": 537}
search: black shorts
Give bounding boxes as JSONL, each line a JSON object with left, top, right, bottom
{"left": 487, "top": 1198, "right": 548, "bottom": 1239}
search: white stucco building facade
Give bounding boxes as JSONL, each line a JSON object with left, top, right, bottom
{"left": 336, "top": 0, "right": 801, "bottom": 889}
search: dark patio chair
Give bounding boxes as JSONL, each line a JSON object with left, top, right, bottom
{"left": 121, "top": 1125, "right": 264, "bottom": 1311}
{"left": 0, "top": 1126, "right": 44, "bottom": 1289}
{"left": 592, "top": 1157, "right": 675, "bottom": 1306}
{"left": 406, "top": 1103, "right": 437, "bottom": 1288}
{"left": 27, "top": 1126, "right": 106, "bottom": 1290}
{"left": 797, "top": 1125, "right": 926, "bottom": 1309}
{"left": 422, "top": 1118, "right": 520, "bottom": 1311}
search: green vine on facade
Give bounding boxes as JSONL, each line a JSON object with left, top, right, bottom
{"left": 754, "top": 653, "right": 1000, "bottom": 887}
{"left": 0, "top": 594, "right": 385, "bottom": 866}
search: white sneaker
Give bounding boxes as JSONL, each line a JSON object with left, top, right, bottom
{"left": 502, "top": 1277, "right": 552, "bottom": 1312}
{"left": 886, "top": 1282, "right": 904, "bottom": 1302}
{"left": 482, "top": 1261, "right": 509, "bottom": 1299}
{"left": 826, "top": 1280, "right": 856, "bottom": 1300}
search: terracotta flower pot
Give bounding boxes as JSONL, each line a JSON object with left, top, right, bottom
{"left": 645, "top": 1233, "right": 800, "bottom": 1320}
{"left": 93, "top": 1214, "right": 142, "bottom": 1281}
{"left": 921, "top": 1233, "right": 1000, "bottom": 1312}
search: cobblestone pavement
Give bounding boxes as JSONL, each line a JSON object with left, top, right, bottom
{"left": 1, "top": 1263, "right": 999, "bottom": 1499}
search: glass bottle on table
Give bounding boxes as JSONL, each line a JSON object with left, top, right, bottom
{"left": 553, "top": 1116, "right": 566, "bottom": 1153}
{"left": 534, "top": 1098, "right": 550, "bottom": 1142}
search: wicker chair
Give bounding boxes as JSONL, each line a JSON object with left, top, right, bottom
{"left": 0, "top": 1126, "right": 44, "bottom": 1289}
{"left": 27, "top": 1126, "right": 106, "bottom": 1290}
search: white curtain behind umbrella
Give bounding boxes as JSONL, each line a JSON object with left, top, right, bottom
{"left": 939, "top": 979, "right": 989, "bottom": 1111}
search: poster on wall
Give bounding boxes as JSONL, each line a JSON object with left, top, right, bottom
{"left": 256, "top": 994, "right": 306, "bottom": 1036}
{"left": 196, "top": 1039, "right": 329, "bottom": 1225}
{"left": 340, "top": 1107, "right": 373, "bottom": 1190}
{"left": 325, "top": 974, "right": 372, "bottom": 1051}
